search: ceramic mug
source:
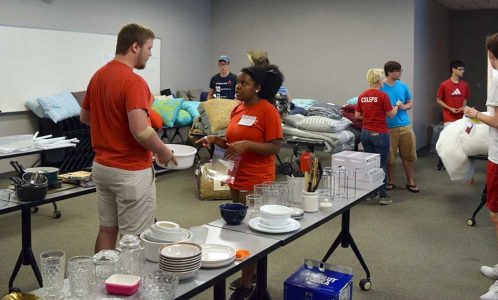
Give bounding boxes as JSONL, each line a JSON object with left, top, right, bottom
{"left": 302, "top": 191, "right": 319, "bottom": 212}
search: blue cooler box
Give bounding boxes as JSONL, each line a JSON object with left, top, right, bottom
{"left": 284, "top": 260, "right": 353, "bottom": 300}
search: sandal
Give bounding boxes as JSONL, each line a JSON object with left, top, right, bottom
{"left": 405, "top": 184, "right": 420, "bottom": 193}
{"left": 386, "top": 183, "right": 395, "bottom": 191}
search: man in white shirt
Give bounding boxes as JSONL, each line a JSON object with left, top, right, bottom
{"left": 464, "top": 32, "right": 498, "bottom": 300}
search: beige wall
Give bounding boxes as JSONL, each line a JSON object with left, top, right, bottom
{"left": 211, "top": 0, "right": 415, "bottom": 104}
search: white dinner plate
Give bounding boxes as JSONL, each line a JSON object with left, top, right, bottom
{"left": 201, "top": 244, "right": 236, "bottom": 263}
{"left": 257, "top": 218, "right": 292, "bottom": 230}
{"left": 201, "top": 257, "right": 235, "bottom": 269}
{"left": 248, "top": 217, "right": 301, "bottom": 233}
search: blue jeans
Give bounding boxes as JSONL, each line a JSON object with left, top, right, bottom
{"left": 360, "top": 129, "right": 390, "bottom": 197}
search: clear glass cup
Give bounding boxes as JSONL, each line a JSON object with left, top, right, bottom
{"left": 68, "top": 256, "right": 94, "bottom": 299}
{"left": 92, "top": 249, "right": 120, "bottom": 279}
{"left": 278, "top": 181, "right": 290, "bottom": 206}
{"left": 189, "top": 226, "right": 209, "bottom": 244}
{"left": 141, "top": 270, "right": 179, "bottom": 300}
{"left": 253, "top": 184, "right": 265, "bottom": 197}
{"left": 246, "top": 194, "right": 263, "bottom": 217}
{"left": 263, "top": 182, "right": 279, "bottom": 205}
{"left": 318, "top": 167, "right": 333, "bottom": 197}
{"left": 40, "top": 250, "right": 66, "bottom": 300}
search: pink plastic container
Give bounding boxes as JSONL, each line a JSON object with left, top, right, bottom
{"left": 104, "top": 274, "right": 140, "bottom": 296}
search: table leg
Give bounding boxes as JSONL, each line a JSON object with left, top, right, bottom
{"left": 322, "top": 209, "right": 371, "bottom": 290}
{"left": 8, "top": 207, "right": 43, "bottom": 292}
{"left": 213, "top": 278, "right": 226, "bottom": 299}
{"left": 253, "top": 256, "right": 272, "bottom": 300}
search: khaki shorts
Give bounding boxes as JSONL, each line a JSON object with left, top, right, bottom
{"left": 92, "top": 161, "right": 156, "bottom": 235}
{"left": 388, "top": 125, "right": 417, "bottom": 164}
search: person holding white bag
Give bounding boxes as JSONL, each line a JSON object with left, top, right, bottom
{"left": 463, "top": 32, "right": 498, "bottom": 300}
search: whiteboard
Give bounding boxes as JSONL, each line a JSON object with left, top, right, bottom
{"left": 0, "top": 25, "right": 160, "bottom": 112}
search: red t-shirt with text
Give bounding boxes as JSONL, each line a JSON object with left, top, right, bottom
{"left": 355, "top": 89, "right": 392, "bottom": 133}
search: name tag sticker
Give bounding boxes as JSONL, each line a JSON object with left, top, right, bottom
{"left": 238, "top": 115, "right": 257, "bottom": 126}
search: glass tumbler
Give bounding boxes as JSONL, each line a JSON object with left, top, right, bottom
{"left": 189, "top": 226, "right": 209, "bottom": 244}
{"left": 68, "top": 256, "right": 94, "bottom": 299}
{"left": 278, "top": 181, "right": 290, "bottom": 206}
{"left": 40, "top": 250, "right": 66, "bottom": 300}
{"left": 246, "top": 194, "right": 263, "bottom": 217}
{"left": 117, "top": 234, "right": 144, "bottom": 276}
{"left": 263, "top": 182, "right": 279, "bottom": 205}
{"left": 141, "top": 270, "right": 179, "bottom": 300}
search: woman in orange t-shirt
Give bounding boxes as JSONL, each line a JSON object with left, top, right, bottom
{"left": 199, "top": 64, "right": 284, "bottom": 202}
{"left": 198, "top": 64, "right": 284, "bottom": 299}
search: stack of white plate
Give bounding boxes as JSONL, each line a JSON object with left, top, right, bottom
{"left": 159, "top": 243, "right": 202, "bottom": 280}
{"left": 249, "top": 205, "right": 301, "bottom": 233}
{"left": 201, "top": 244, "right": 236, "bottom": 269}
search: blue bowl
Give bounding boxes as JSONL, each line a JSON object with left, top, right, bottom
{"left": 219, "top": 203, "right": 248, "bottom": 225}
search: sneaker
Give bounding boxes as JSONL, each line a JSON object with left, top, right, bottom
{"left": 481, "top": 281, "right": 498, "bottom": 299}
{"left": 229, "top": 276, "right": 257, "bottom": 290}
{"left": 365, "top": 192, "right": 378, "bottom": 201}
{"left": 229, "top": 286, "right": 254, "bottom": 300}
{"left": 482, "top": 265, "right": 498, "bottom": 279}
{"left": 379, "top": 196, "right": 392, "bottom": 205}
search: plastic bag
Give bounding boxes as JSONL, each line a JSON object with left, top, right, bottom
{"left": 201, "top": 146, "right": 240, "bottom": 184}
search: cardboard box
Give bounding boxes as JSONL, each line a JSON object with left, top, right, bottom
{"left": 332, "top": 151, "right": 380, "bottom": 169}
{"left": 284, "top": 260, "right": 353, "bottom": 300}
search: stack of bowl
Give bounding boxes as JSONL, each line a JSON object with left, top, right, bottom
{"left": 159, "top": 243, "right": 202, "bottom": 280}
{"left": 140, "top": 221, "right": 192, "bottom": 262}
{"left": 258, "top": 204, "right": 292, "bottom": 229}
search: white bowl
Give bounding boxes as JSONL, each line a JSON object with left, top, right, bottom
{"left": 259, "top": 216, "right": 291, "bottom": 227}
{"left": 160, "top": 243, "right": 202, "bottom": 259}
{"left": 260, "top": 205, "right": 291, "bottom": 216}
{"left": 154, "top": 221, "right": 180, "bottom": 232}
{"left": 151, "top": 224, "right": 186, "bottom": 242}
{"left": 163, "top": 144, "right": 197, "bottom": 170}
{"left": 140, "top": 230, "right": 192, "bottom": 262}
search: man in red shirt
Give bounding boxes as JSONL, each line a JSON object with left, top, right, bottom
{"left": 436, "top": 60, "right": 471, "bottom": 170}
{"left": 81, "top": 24, "right": 176, "bottom": 252}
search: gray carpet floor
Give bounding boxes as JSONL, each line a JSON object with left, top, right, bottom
{"left": 0, "top": 147, "right": 496, "bottom": 299}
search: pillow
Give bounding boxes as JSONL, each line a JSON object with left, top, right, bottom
{"left": 36, "top": 91, "right": 81, "bottom": 123}
{"left": 291, "top": 99, "right": 318, "bottom": 110}
{"left": 149, "top": 108, "right": 163, "bottom": 129}
{"left": 181, "top": 101, "right": 201, "bottom": 119}
{"left": 176, "top": 89, "right": 189, "bottom": 100}
{"left": 25, "top": 98, "right": 47, "bottom": 118}
{"left": 198, "top": 99, "right": 238, "bottom": 134}
{"left": 296, "top": 115, "right": 352, "bottom": 133}
{"left": 175, "top": 109, "right": 194, "bottom": 126}
{"left": 346, "top": 97, "right": 358, "bottom": 105}
{"left": 188, "top": 89, "right": 203, "bottom": 101}
{"left": 283, "top": 114, "right": 306, "bottom": 127}
{"left": 152, "top": 98, "right": 184, "bottom": 127}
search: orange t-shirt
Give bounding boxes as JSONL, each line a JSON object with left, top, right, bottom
{"left": 82, "top": 60, "right": 153, "bottom": 170}
{"left": 226, "top": 100, "right": 283, "bottom": 191}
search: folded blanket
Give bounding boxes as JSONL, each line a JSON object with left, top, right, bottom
{"left": 283, "top": 124, "right": 355, "bottom": 152}
{"left": 307, "top": 106, "right": 342, "bottom": 120}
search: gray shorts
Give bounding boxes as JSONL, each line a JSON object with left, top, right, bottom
{"left": 92, "top": 161, "right": 156, "bottom": 235}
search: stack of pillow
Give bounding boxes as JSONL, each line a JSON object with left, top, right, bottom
{"left": 25, "top": 90, "right": 81, "bottom": 123}
{"left": 152, "top": 96, "right": 201, "bottom": 128}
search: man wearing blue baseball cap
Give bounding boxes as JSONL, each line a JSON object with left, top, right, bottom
{"left": 207, "top": 55, "right": 237, "bottom": 100}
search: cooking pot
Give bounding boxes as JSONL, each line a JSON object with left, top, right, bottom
{"left": 15, "top": 183, "right": 48, "bottom": 202}
{"left": 25, "top": 167, "right": 59, "bottom": 186}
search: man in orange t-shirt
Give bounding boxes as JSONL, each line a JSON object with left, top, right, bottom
{"left": 81, "top": 24, "right": 176, "bottom": 252}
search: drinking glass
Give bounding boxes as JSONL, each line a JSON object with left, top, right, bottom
{"left": 68, "top": 256, "right": 94, "bottom": 299}
{"left": 40, "top": 250, "right": 66, "bottom": 300}
{"left": 246, "top": 194, "right": 263, "bottom": 217}
{"left": 253, "top": 184, "right": 265, "bottom": 197}
{"left": 278, "top": 181, "right": 290, "bottom": 206}
{"left": 117, "top": 234, "right": 144, "bottom": 276}
{"left": 263, "top": 182, "right": 279, "bottom": 205}
{"left": 141, "top": 270, "right": 179, "bottom": 300}
{"left": 189, "top": 226, "right": 209, "bottom": 244}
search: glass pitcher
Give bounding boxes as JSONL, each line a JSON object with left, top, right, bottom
{"left": 117, "top": 234, "right": 144, "bottom": 276}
